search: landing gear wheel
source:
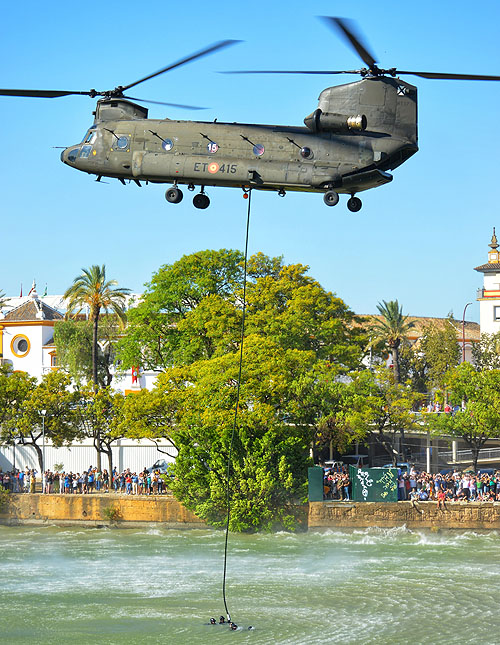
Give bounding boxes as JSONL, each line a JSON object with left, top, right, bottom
{"left": 193, "top": 193, "right": 210, "bottom": 209}
{"left": 347, "top": 196, "right": 362, "bottom": 212}
{"left": 323, "top": 190, "right": 339, "bottom": 207}
{"left": 165, "top": 187, "right": 183, "bottom": 204}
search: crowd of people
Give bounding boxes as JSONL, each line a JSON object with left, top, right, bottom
{"left": 323, "top": 463, "right": 500, "bottom": 503}
{"left": 0, "top": 466, "right": 172, "bottom": 495}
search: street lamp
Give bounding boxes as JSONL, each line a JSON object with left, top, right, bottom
{"left": 40, "top": 409, "right": 47, "bottom": 475}
{"left": 462, "top": 303, "right": 473, "bottom": 362}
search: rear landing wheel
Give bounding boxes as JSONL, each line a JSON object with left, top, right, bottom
{"left": 165, "top": 187, "right": 183, "bottom": 204}
{"left": 347, "top": 196, "right": 362, "bottom": 212}
{"left": 193, "top": 193, "right": 210, "bottom": 209}
{"left": 323, "top": 190, "right": 339, "bottom": 207}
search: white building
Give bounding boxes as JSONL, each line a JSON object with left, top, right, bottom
{"left": 476, "top": 228, "right": 500, "bottom": 335}
{"left": 0, "top": 289, "right": 174, "bottom": 473}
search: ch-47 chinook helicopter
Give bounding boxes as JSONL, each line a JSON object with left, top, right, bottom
{"left": 2, "top": 17, "right": 500, "bottom": 211}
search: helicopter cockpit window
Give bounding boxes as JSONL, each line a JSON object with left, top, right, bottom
{"left": 79, "top": 145, "right": 92, "bottom": 159}
{"left": 83, "top": 130, "right": 96, "bottom": 144}
{"left": 253, "top": 144, "right": 265, "bottom": 156}
{"left": 67, "top": 148, "right": 79, "bottom": 163}
{"left": 115, "top": 136, "right": 130, "bottom": 150}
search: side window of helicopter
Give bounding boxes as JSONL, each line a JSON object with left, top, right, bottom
{"left": 115, "top": 136, "right": 130, "bottom": 151}
{"left": 253, "top": 144, "right": 265, "bottom": 156}
{"left": 300, "top": 147, "right": 313, "bottom": 159}
{"left": 162, "top": 138, "right": 174, "bottom": 151}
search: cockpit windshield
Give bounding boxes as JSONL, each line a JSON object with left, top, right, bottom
{"left": 82, "top": 126, "right": 97, "bottom": 144}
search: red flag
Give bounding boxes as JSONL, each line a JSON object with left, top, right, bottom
{"left": 20, "top": 283, "right": 22, "bottom": 297}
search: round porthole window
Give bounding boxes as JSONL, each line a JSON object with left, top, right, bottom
{"left": 253, "top": 144, "right": 265, "bottom": 156}
{"left": 11, "top": 335, "right": 30, "bottom": 358}
{"left": 116, "top": 136, "right": 129, "bottom": 150}
{"left": 162, "top": 138, "right": 174, "bottom": 151}
{"left": 300, "top": 146, "right": 313, "bottom": 159}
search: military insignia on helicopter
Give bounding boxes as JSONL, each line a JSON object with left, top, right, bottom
{"left": 207, "top": 141, "right": 219, "bottom": 153}
{"left": 208, "top": 162, "right": 220, "bottom": 174}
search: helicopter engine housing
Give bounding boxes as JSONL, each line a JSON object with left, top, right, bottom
{"left": 304, "top": 109, "right": 367, "bottom": 133}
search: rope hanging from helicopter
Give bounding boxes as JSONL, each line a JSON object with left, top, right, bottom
{"left": 220, "top": 188, "right": 252, "bottom": 629}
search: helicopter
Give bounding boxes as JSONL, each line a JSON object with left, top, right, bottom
{"left": 2, "top": 17, "right": 500, "bottom": 211}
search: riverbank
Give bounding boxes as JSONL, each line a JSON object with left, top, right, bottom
{"left": 3, "top": 493, "right": 500, "bottom": 530}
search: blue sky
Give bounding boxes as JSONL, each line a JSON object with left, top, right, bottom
{"left": 1, "top": 0, "right": 499, "bottom": 322}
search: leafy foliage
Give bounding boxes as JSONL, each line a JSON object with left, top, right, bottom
{"left": 369, "top": 300, "right": 414, "bottom": 383}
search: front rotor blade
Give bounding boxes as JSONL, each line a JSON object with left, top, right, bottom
{"left": 121, "top": 40, "right": 242, "bottom": 92}
{"left": 397, "top": 70, "right": 500, "bottom": 81}
{"left": 123, "top": 95, "right": 206, "bottom": 109}
{"left": 0, "top": 89, "right": 95, "bottom": 98}
{"left": 221, "top": 69, "right": 360, "bottom": 75}
{"left": 321, "top": 16, "right": 377, "bottom": 70}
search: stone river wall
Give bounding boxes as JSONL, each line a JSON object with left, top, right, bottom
{"left": 309, "top": 500, "right": 500, "bottom": 530}
{"left": 3, "top": 495, "right": 500, "bottom": 530}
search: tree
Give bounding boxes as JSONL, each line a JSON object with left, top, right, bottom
{"left": 64, "top": 265, "right": 130, "bottom": 390}
{"left": 116, "top": 249, "right": 247, "bottom": 371}
{"left": 369, "top": 300, "right": 415, "bottom": 383}
{"left": 122, "top": 336, "right": 319, "bottom": 531}
{"left": 15, "top": 371, "right": 79, "bottom": 473}
{"left": 472, "top": 331, "right": 500, "bottom": 370}
{"left": 340, "top": 369, "right": 419, "bottom": 466}
{"left": 430, "top": 362, "right": 500, "bottom": 471}
{"left": 117, "top": 250, "right": 366, "bottom": 372}
{"left": 0, "top": 364, "right": 36, "bottom": 459}
{"left": 419, "top": 316, "right": 460, "bottom": 393}
{"left": 53, "top": 317, "right": 121, "bottom": 388}
{"left": 74, "top": 386, "right": 126, "bottom": 482}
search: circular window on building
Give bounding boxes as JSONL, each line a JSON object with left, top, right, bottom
{"left": 11, "top": 334, "right": 30, "bottom": 358}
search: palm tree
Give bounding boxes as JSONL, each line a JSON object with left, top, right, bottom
{"left": 64, "top": 265, "right": 130, "bottom": 389}
{"left": 370, "top": 300, "right": 414, "bottom": 383}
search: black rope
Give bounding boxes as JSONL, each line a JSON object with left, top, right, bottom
{"left": 222, "top": 189, "right": 252, "bottom": 623}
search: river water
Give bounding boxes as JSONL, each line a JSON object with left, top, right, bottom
{"left": 2, "top": 525, "right": 500, "bottom": 644}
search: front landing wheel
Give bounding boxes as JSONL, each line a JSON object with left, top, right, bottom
{"left": 165, "top": 187, "right": 183, "bottom": 204}
{"left": 323, "top": 190, "right": 339, "bottom": 207}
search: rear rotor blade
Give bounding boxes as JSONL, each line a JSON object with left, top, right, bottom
{"left": 321, "top": 16, "right": 377, "bottom": 70}
{"left": 397, "top": 70, "right": 500, "bottom": 81}
{"left": 121, "top": 39, "right": 241, "bottom": 92}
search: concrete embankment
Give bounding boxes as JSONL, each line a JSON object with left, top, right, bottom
{"left": 3, "top": 495, "right": 500, "bottom": 530}
{"left": 0, "top": 493, "right": 204, "bottom": 528}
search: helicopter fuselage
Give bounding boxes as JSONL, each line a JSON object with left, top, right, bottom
{"left": 61, "top": 76, "right": 419, "bottom": 208}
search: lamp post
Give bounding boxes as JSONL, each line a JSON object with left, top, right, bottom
{"left": 40, "top": 409, "right": 47, "bottom": 475}
{"left": 462, "top": 302, "right": 473, "bottom": 362}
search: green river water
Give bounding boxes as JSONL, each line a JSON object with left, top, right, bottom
{"left": 2, "top": 525, "right": 500, "bottom": 644}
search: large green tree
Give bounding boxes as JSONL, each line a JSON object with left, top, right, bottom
{"left": 123, "top": 336, "right": 315, "bottom": 531}
{"left": 64, "top": 265, "right": 130, "bottom": 389}
{"left": 14, "top": 371, "right": 79, "bottom": 473}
